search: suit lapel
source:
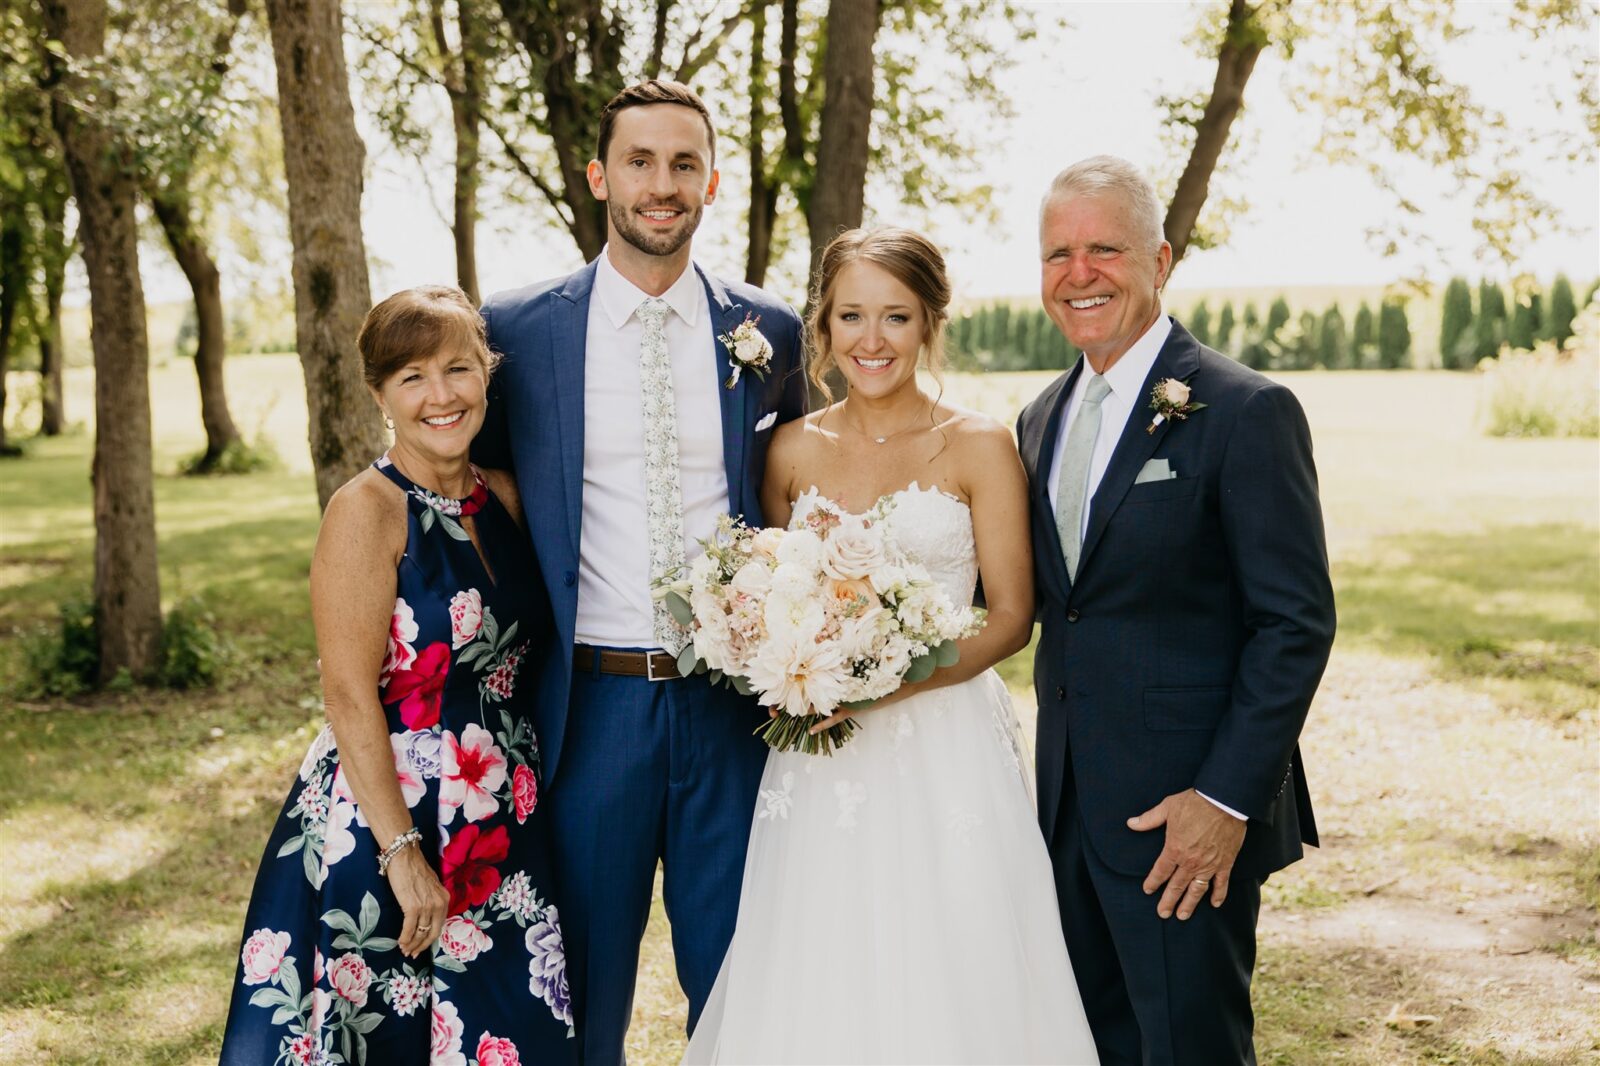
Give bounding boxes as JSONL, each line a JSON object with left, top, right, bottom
{"left": 1028, "top": 359, "right": 1083, "bottom": 603}
{"left": 701, "top": 268, "right": 749, "bottom": 520}
{"left": 550, "top": 262, "right": 598, "bottom": 560}
{"left": 1076, "top": 321, "right": 1202, "bottom": 577}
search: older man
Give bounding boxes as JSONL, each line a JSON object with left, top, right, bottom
{"left": 1016, "top": 156, "right": 1336, "bottom": 1064}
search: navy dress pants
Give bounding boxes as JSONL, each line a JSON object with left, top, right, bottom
{"left": 546, "top": 657, "right": 768, "bottom": 1065}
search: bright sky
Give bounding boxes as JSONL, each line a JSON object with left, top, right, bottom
{"left": 133, "top": 1, "right": 1599, "bottom": 310}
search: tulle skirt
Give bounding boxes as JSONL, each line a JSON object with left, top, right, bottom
{"left": 684, "top": 670, "right": 1099, "bottom": 1065}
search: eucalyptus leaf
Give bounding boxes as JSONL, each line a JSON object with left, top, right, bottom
{"left": 935, "top": 640, "right": 960, "bottom": 668}
{"left": 675, "top": 644, "right": 700, "bottom": 677}
{"left": 666, "top": 592, "right": 694, "bottom": 627}
{"left": 905, "top": 653, "right": 937, "bottom": 684}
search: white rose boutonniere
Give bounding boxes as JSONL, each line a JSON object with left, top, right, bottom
{"left": 719, "top": 313, "right": 775, "bottom": 389}
{"left": 1146, "top": 375, "right": 1207, "bottom": 434}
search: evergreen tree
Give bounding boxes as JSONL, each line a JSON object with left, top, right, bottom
{"left": 1318, "top": 305, "right": 1348, "bottom": 369}
{"left": 1290, "top": 309, "right": 1319, "bottom": 370}
{"left": 992, "top": 303, "right": 1012, "bottom": 360}
{"left": 973, "top": 304, "right": 992, "bottom": 353}
{"left": 1267, "top": 296, "right": 1292, "bottom": 342}
{"left": 1527, "top": 290, "right": 1544, "bottom": 338}
{"left": 1506, "top": 296, "right": 1534, "bottom": 349}
{"left": 1545, "top": 274, "right": 1577, "bottom": 345}
{"left": 1377, "top": 300, "right": 1412, "bottom": 369}
{"left": 1473, "top": 281, "right": 1506, "bottom": 362}
{"left": 1239, "top": 302, "right": 1267, "bottom": 368}
{"left": 1189, "top": 301, "right": 1212, "bottom": 347}
{"left": 1438, "top": 275, "right": 1473, "bottom": 369}
{"left": 1351, "top": 302, "right": 1375, "bottom": 369}
{"left": 1215, "top": 302, "right": 1235, "bottom": 355}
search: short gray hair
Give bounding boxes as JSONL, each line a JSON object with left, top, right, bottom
{"left": 1040, "top": 155, "right": 1165, "bottom": 251}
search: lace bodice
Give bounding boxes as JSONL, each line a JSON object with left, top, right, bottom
{"left": 790, "top": 482, "right": 978, "bottom": 606}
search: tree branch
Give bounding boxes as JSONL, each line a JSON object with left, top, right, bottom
{"left": 676, "top": 1, "right": 754, "bottom": 83}
{"left": 647, "top": 0, "right": 672, "bottom": 79}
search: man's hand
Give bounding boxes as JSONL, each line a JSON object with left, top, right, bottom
{"left": 1128, "top": 788, "right": 1247, "bottom": 920}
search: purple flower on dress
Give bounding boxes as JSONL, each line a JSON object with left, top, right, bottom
{"left": 526, "top": 908, "right": 571, "bottom": 1027}
{"left": 402, "top": 728, "right": 444, "bottom": 779}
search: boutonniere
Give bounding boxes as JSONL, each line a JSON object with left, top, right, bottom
{"left": 718, "top": 314, "right": 774, "bottom": 389}
{"left": 1146, "top": 376, "right": 1206, "bottom": 434}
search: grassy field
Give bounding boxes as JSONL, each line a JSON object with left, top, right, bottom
{"left": 1, "top": 358, "right": 1596, "bottom": 1064}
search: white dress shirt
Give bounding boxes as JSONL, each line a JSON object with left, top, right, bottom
{"left": 1046, "top": 312, "right": 1246, "bottom": 822}
{"left": 576, "top": 248, "right": 730, "bottom": 648}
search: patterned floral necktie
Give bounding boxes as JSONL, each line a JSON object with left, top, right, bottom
{"left": 637, "top": 297, "right": 689, "bottom": 654}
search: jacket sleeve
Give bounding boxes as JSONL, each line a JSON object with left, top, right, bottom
{"left": 1192, "top": 382, "right": 1336, "bottom": 820}
{"left": 471, "top": 302, "right": 514, "bottom": 471}
{"left": 775, "top": 305, "right": 810, "bottom": 422}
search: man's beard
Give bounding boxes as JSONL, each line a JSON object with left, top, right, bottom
{"left": 609, "top": 197, "right": 702, "bottom": 258}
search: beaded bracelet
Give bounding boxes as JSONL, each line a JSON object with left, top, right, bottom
{"left": 377, "top": 827, "right": 423, "bottom": 877}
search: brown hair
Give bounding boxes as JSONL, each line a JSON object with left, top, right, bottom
{"left": 358, "top": 285, "right": 498, "bottom": 391}
{"left": 806, "top": 227, "right": 952, "bottom": 406}
{"left": 596, "top": 79, "right": 716, "bottom": 167}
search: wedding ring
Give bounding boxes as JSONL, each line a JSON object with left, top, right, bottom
{"left": 1191, "top": 877, "right": 1211, "bottom": 886}
{"left": 418, "top": 923, "right": 431, "bottom": 932}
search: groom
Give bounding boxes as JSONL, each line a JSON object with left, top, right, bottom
{"left": 473, "top": 80, "right": 807, "bottom": 1063}
{"left": 1018, "top": 156, "right": 1335, "bottom": 1065}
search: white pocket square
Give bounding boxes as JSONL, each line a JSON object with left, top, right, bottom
{"left": 1135, "top": 458, "right": 1176, "bottom": 484}
{"left": 754, "top": 411, "right": 778, "bottom": 432}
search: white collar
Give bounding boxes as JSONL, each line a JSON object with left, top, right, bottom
{"left": 594, "top": 244, "right": 702, "bottom": 330}
{"left": 1092, "top": 312, "right": 1173, "bottom": 402}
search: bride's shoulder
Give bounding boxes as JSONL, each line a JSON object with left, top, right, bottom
{"left": 932, "top": 402, "right": 1016, "bottom": 450}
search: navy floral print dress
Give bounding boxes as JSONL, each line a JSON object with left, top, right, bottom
{"left": 220, "top": 457, "right": 574, "bottom": 1066}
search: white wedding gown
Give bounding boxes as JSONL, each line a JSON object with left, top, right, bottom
{"left": 684, "top": 484, "right": 1099, "bottom": 1065}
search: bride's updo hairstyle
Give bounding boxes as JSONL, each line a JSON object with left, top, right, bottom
{"left": 806, "top": 227, "right": 952, "bottom": 406}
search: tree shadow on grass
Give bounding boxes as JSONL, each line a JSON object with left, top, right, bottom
{"left": 1333, "top": 523, "right": 1598, "bottom": 720}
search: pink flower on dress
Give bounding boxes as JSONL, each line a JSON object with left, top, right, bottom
{"left": 441, "top": 823, "right": 510, "bottom": 915}
{"left": 449, "top": 589, "right": 484, "bottom": 648}
{"left": 438, "top": 914, "right": 493, "bottom": 963}
{"left": 383, "top": 642, "right": 450, "bottom": 730}
{"left": 475, "top": 1033, "right": 521, "bottom": 1066}
{"left": 432, "top": 998, "right": 467, "bottom": 1066}
{"left": 327, "top": 952, "right": 373, "bottom": 1008}
{"left": 240, "top": 928, "right": 291, "bottom": 985}
{"left": 440, "top": 724, "right": 508, "bottom": 824}
{"left": 512, "top": 763, "right": 538, "bottom": 824}
{"left": 381, "top": 597, "right": 419, "bottom": 684}
{"left": 285, "top": 1033, "right": 318, "bottom": 1065}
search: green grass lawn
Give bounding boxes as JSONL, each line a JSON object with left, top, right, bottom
{"left": 1, "top": 361, "right": 1595, "bottom": 1064}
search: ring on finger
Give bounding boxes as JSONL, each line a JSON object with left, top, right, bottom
{"left": 1191, "top": 877, "right": 1211, "bottom": 887}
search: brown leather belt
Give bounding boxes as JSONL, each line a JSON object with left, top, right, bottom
{"left": 573, "top": 644, "right": 682, "bottom": 681}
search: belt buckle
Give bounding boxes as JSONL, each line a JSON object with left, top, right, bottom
{"left": 645, "top": 652, "right": 673, "bottom": 682}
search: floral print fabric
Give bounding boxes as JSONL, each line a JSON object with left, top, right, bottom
{"left": 220, "top": 458, "right": 574, "bottom": 1066}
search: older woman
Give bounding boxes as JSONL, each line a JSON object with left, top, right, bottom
{"left": 220, "top": 287, "right": 574, "bottom": 1065}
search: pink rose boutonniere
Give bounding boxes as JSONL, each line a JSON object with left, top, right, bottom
{"left": 1146, "top": 376, "right": 1206, "bottom": 434}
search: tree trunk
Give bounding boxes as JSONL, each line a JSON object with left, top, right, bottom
{"left": 41, "top": 0, "right": 164, "bottom": 680}
{"left": 0, "top": 213, "right": 21, "bottom": 455}
{"left": 263, "top": 0, "right": 387, "bottom": 509}
{"left": 1162, "top": 0, "right": 1266, "bottom": 269}
{"left": 433, "top": 0, "right": 482, "bottom": 302}
{"left": 806, "top": 0, "right": 881, "bottom": 280}
{"left": 38, "top": 200, "right": 67, "bottom": 436}
{"left": 745, "top": 0, "right": 780, "bottom": 286}
{"left": 150, "top": 191, "right": 243, "bottom": 468}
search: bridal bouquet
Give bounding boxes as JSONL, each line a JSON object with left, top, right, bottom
{"left": 652, "top": 497, "right": 985, "bottom": 754}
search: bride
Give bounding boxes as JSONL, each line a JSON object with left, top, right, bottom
{"left": 684, "top": 228, "right": 1098, "bottom": 1064}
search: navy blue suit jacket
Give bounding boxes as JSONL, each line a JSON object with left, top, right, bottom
{"left": 1017, "top": 319, "right": 1335, "bottom": 880}
{"left": 473, "top": 260, "right": 808, "bottom": 787}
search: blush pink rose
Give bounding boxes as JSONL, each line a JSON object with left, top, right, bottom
{"left": 449, "top": 589, "right": 484, "bottom": 648}
{"left": 438, "top": 914, "right": 493, "bottom": 963}
{"left": 327, "top": 952, "right": 373, "bottom": 1007}
{"left": 240, "top": 928, "right": 291, "bottom": 985}
{"left": 475, "top": 1033, "right": 522, "bottom": 1066}
{"left": 1160, "top": 378, "right": 1191, "bottom": 406}
{"left": 512, "top": 764, "right": 538, "bottom": 824}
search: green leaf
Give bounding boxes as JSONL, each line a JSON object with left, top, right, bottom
{"left": 363, "top": 936, "right": 399, "bottom": 953}
{"left": 840, "top": 698, "right": 877, "bottom": 711}
{"left": 666, "top": 592, "right": 694, "bottom": 626}
{"left": 348, "top": 1010, "right": 385, "bottom": 1035}
{"left": 302, "top": 848, "right": 321, "bottom": 888}
{"left": 277, "top": 956, "right": 302, "bottom": 1004}
{"left": 440, "top": 514, "right": 471, "bottom": 541}
{"left": 730, "top": 674, "right": 754, "bottom": 696}
{"left": 905, "top": 653, "right": 937, "bottom": 684}
{"left": 277, "top": 834, "right": 305, "bottom": 859}
{"left": 418, "top": 508, "right": 436, "bottom": 533}
{"left": 676, "top": 643, "right": 701, "bottom": 677}
{"left": 934, "top": 640, "right": 960, "bottom": 668}
{"left": 433, "top": 953, "right": 467, "bottom": 973}
{"left": 357, "top": 892, "right": 381, "bottom": 938}
{"left": 248, "top": 987, "right": 291, "bottom": 1010}
{"left": 270, "top": 1005, "right": 300, "bottom": 1026}
{"left": 708, "top": 669, "right": 723, "bottom": 685}
{"left": 321, "top": 908, "right": 360, "bottom": 938}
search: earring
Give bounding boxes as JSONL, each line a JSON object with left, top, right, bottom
{"left": 383, "top": 412, "right": 394, "bottom": 430}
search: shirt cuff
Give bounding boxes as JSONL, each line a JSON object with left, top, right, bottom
{"left": 1197, "top": 790, "right": 1247, "bottom": 821}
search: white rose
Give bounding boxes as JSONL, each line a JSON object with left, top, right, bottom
{"left": 764, "top": 592, "right": 825, "bottom": 647}
{"left": 776, "top": 529, "right": 825, "bottom": 571}
{"left": 1160, "top": 378, "right": 1191, "bottom": 406}
{"left": 770, "top": 561, "right": 817, "bottom": 598}
{"left": 869, "top": 563, "right": 907, "bottom": 596}
{"left": 822, "top": 521, "right": 888, "bottom": 580}
{"left": 750, "top": 527, "right": 785, "bottom": 558}
{"left": 730, "top": 559, "right": 773, "bottom": 596}
{"left": 734, "top": 335, "right": 767, "bottom": 364}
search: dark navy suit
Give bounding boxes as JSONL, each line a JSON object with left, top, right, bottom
{"left": 1017, "top": 319, "right": 1335, "bottom": 1065}
{"left": 474, "top": 260, "right": 807, "bottom": 1065}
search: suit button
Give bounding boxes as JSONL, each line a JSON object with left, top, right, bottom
{"left": 1066, "top": 609, "right": 1080, "bottom": 622}
{"left": 563, "top": 571, "right": 576, "bottom": 588}
{"left": 1056, "top": 686, "right": 1066, "bottom": 701}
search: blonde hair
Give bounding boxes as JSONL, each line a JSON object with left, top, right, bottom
{"left": 805, "top": 227, "right": 952, "bottom": 408}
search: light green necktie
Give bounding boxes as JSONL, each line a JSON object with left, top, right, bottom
{"left": 1054, "top": 374, "right": 1112, "bottom": 580}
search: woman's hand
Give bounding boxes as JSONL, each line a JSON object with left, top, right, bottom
{"left": 807, "top": 686, "right": 914, "bottom": 735}
{"left": 388, "top": 846, "right": 450, "bottom": 957}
